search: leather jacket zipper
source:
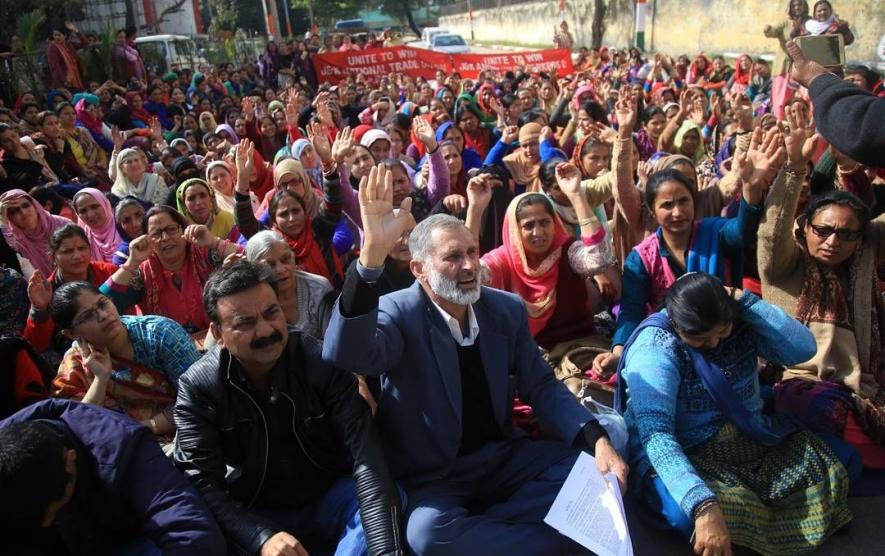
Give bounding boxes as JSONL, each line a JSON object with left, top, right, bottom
{"left": 228, "top": 368, "right": 270, "bottom": 508}
{"left": 280, "top": 391, "right": 329, "bottom": 472}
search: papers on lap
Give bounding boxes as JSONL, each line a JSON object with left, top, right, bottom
{"left": 544, "top": 452, "right": 633, "bottom": 556}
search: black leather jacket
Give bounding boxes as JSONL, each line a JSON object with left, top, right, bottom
{"left": 173, "top": 329, "right": 403, "bottom": 555}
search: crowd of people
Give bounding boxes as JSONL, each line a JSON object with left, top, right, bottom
{"left": 0, "top": 1, "right": 884, "bottom": 554}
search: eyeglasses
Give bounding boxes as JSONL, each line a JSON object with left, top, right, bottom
{"left": 72, "top": 297, "right": 112, "bottom": 327}
{"left": 809, "top": 223, "right": 862, "bottom": 242}
{"left": 278, "top": 177, "right": 303, "bottom": 190}
{"left": 148, "top": 224, "right": 182, "bottom": 241}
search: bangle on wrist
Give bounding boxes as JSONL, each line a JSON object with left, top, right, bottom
{"left": 693, "top": 499, "right": 718, "bottom": 521}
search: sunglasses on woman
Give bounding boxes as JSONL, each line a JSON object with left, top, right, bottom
{"left": 809, "top": 223, "right": 861, "bottom": 242}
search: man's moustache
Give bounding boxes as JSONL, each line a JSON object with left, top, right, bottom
{"left": 250, "top": 330, "right": 283, "bottom": 350}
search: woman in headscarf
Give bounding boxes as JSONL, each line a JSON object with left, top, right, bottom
{"left": 198, "top": 111, "right": 217, "bottom": 135}
{"left": 358, "top": 130, "right": 393, "bottom": 168}
{"left": 804, "top": 0, "right": 853, "bottom": 44}
{"left": 124, "top": 91, "right": 153, "bottom": 129}
{"left": 728, "top": 54, "right": 754, "bottom": 96}
{"left": 100, "top": 205, "right": 241, "bottom": 336}
{"left": 234, "top": 141, "right": 346, "bottom": 288}
{"left": 110, "top": 148, "right": 170, "bottom": 205}
{"left": 0, "top": 189, "right": 71, "bottom": 275}
{"left": 434, "top": 121, "right": 483, "bottom": 173}
{"left": 686, "top": 53, "right": 713, "bottom": 86}
{"left": 456, "top": 100, "right": 494, "bottom": 159}
{"left": 72, "top": 188, "right": 122, "bottom": 263}
{"left": 45, "top": 27, "right": 84, "bottom": 89}
{"left": 674, "top": 120, "right": 706, "bottom": 166}
{"left": 57, "top": 102, "right": 109, "bottom": 184}
{"left": 502, "top": 123, "right": 544, "bottom": 193}
{"left": 111, "top": 196, "right": 145, "bottom": 266}
{"left": 205, "top": 160, "right": 256, "bottom": 215}
{"left": 290, "top": 137, "right": 323, "bottom": 188}
{"left": 175, "top": 178, "right": 240, "bottom": 242}
{"left": 214, "top": 123, "right": 239, "bottom": 145}
{"left": 74, "top": 98, "right": 114, "bottom": 153}
{"left": 477, "top": 167, "right": 614, "bottom": 350}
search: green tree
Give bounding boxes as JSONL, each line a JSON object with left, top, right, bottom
{"left": 289, "top": 0, "right": 362, "bottom": 28}
{"left": 1, "top": 0, "right": 84, "bottom": 44}
{"left": 379, "top": 0, "right": 424, "bottom": 37}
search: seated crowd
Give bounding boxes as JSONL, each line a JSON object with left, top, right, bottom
{"left": 1, "top": 10, "right": 885, "bottom": 555}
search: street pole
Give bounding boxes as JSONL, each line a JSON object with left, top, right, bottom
{"left": 468, "top": 0, "right": 474, "bottom": 41}
{"left": 635, "top": 0, "right": 647, "bottom": 51}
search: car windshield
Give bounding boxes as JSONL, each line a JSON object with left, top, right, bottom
{"left": 173, "top": 39, "right": 196, "bottom": 58}
{"left": 434, "top": 36, "right": 465, "bottom": 47}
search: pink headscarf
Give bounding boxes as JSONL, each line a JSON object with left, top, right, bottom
{"left": 573, "top": 84, "right": 598, "bottom": 110}
{"left": 73, "top": 188, "right": 122, "bottom": 263}
{"left": 0, "top": 189, "right": 72, "bottom": 275}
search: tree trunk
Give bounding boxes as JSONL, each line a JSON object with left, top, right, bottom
{"left": 401, "top": 1, "right": 422, "bottom": 37}
{"left": 591, "top": 0, "right": 607, "bottom": 49}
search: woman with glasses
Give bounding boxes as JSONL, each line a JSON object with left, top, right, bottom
{"left": 49, "top": 281, "right": 200, "bottom": 442}
{"left": 760, "top": 124, "right": 885, "bottom": 468}
{"left": 99, "top": 206, "right": 241, "bottom": 336}
{"left": 0, "top": 189, "right": 72, "bottom": 276}
{"left": 110, "top": 148, "right": 170, "bottom": 206}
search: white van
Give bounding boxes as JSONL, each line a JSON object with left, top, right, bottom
{"left": 420, "top": 27, "right": 449, "bottom": 47}
{"left": 134, "top": 35, "right": 209, "bottom": 74}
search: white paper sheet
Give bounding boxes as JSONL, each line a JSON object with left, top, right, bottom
{"left": 543, "top": 452, "right": 633, "bottom": 556}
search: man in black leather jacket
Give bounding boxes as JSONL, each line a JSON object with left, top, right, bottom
{"left": 173, "top": 260, "right": 403, "bottom": 556}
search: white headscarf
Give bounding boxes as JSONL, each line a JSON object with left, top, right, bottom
{"left": 111, "top": 148, "right": 168, "bottom": 205}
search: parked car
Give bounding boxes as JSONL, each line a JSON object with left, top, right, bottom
{"left": 431, "top": 34, "right": 470, "bottom": 54}
{"left": 420, "top": 27, "right": 449, "bottom": 46}
{"left": 135, "top": 35, "right": 209, "bottom": 74}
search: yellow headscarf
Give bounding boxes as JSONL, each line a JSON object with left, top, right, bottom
{"left": 176, "top": 178, "right": 237, "bottom": 240}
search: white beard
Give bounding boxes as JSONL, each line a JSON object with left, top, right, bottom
{"left": 426, "top": 265, "right": 481, "bottom": 306}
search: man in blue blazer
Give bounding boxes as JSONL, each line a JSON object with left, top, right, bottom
{"left": 323, "top": 167, "right": 629, "bottom": 556}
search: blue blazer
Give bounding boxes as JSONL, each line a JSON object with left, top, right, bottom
{"left": 323, "top": 281, "right": 594, "bottom": 483}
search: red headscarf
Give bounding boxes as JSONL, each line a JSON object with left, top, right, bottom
{"left": 273, "top": 216, "right": 343, "bottom": 287}
{"left": 481, "top": 193, "right": 571, "bottom": 336}
{"left": 732, "top": 54, "right": 753, "bottom": 86}
{"left": 126, "top": 92, "right": 154, "bottom": 125}
{"left": 688, "top": 53, "right": 713, "bottom": 83}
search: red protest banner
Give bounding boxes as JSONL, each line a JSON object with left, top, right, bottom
{"left": 449, "top": 49, "right": 574, "bottom": 79}
{"left": 312, "top": 46, "right": 450, "bottom": 84}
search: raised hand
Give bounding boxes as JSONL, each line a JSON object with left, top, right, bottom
{"left": 149, "top": 117, "right": 163, "bottom": 141}
{"left": 284, "top": 95, "right": 300, "bottom": 127}
{"left": 235, "top": 138, "right": 255, "bottom": 193}
{"left": 500, "top": 125, "right": 519, "bottom": 145}
{"left": 111, "top": 125, "right": 125, "bottom": 151}
{"left": 78, "top": 341, "right": 113, "bottom": 382}
{"left": 242, "top": 96, "right": 255, "bottom": 121}
{"left": 27, "top": 270, "right": 53, "bottom": 311}
{"left": 783, "top": 105, "right": 818, "bottom": 169}
{"left": 308, "top": 122, "right": 332, "bottom": 165}
{"left": 614, "top": 88, "right": 638, "bottom": 137}
{"left": 127, "top": 234, "right": 153, "bottom": 267}
{"left": 358, "top": 165, "right": 415, "bottom": 268}
{"left": 413, "top": 117, "right": 438, "bottom": 151}
{"left": 736, "top": 126, "right": 785, "bottom": 203}
{"left": 588, "top": 121, "right": 618, "bottom": 145}
{"left": 466, "top": 173, "right": 493, "bottom": 211}
{"left": 690, "top": 98, "right": 707, "bottom": 126}
{"left": 331, "top": 126, "right": 354, "bottom": 164}
{"left": 554, "top": 162, "right": 584, "bottom": 198}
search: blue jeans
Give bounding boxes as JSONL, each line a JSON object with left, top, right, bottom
{"left": 256, "top": 477, "right": 367, "bottom": 556}
{"left": 404, "top": 437, "right": 583, "bottom": 556}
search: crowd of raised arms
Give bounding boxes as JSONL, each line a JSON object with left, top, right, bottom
{"left": 1, "top": 0, "right": 885, "bottom": 554}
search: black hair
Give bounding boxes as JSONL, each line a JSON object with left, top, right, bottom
{"left": 202, "top": 260, "right": 278, "bottom": 325}
{"left": 19, "top": 102, "right": 40, "bottom": 116}
{"left": 166, "top": 104, "right": 184, "bottom": 119}
{"left": 539, "top": 157, "right": 565, "bottom": 190}
{"left": 579, "top": 137, "right": 609, "bottom": 158}
{"left": 54, "top": 101, "right": 74, "bottom": 116}
{"left": 804, "top": 190, "right": 871, "bottom": 231}
{"left": 142, "top": 205, "right": 188, "bottom": 234}
{"left": 28, "top": 185, "right": 68, "bottom": 215}
{"left": 0, "top": 422, "right": 70, "bottom": 529}
{"left": 517, "top": 109, "right": 546, "bottom": 128}
{"left": 645, "top": 168, "right": 696, "bottom": 209}
{"left": 49, "top": 223, "right": 89, "bottom": 254}
{"left": 515, "top": 192, "right": 555, "bottom": 220}
{"left": 49, "top": 281, "right": 101, "bottom": 329}
{"left": 36, "top": 110, "right": 57, "bottom": 126}
{"left": 664, "top": 272, "right": 740, "bottom": 336}
{"left": 501, "top": 93, "right": 519, "bottom": 109}
{"left": 269, "top": 188, "right": 306, "bottom": 222}
{"left": 643, "top": 106, "right": 666, "bottom": 123}
{"left": 579, "top": 100, "right": 611, "bottom": 126}
{"left": 0, "top": 123, "right": 13, "bottom": 137}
